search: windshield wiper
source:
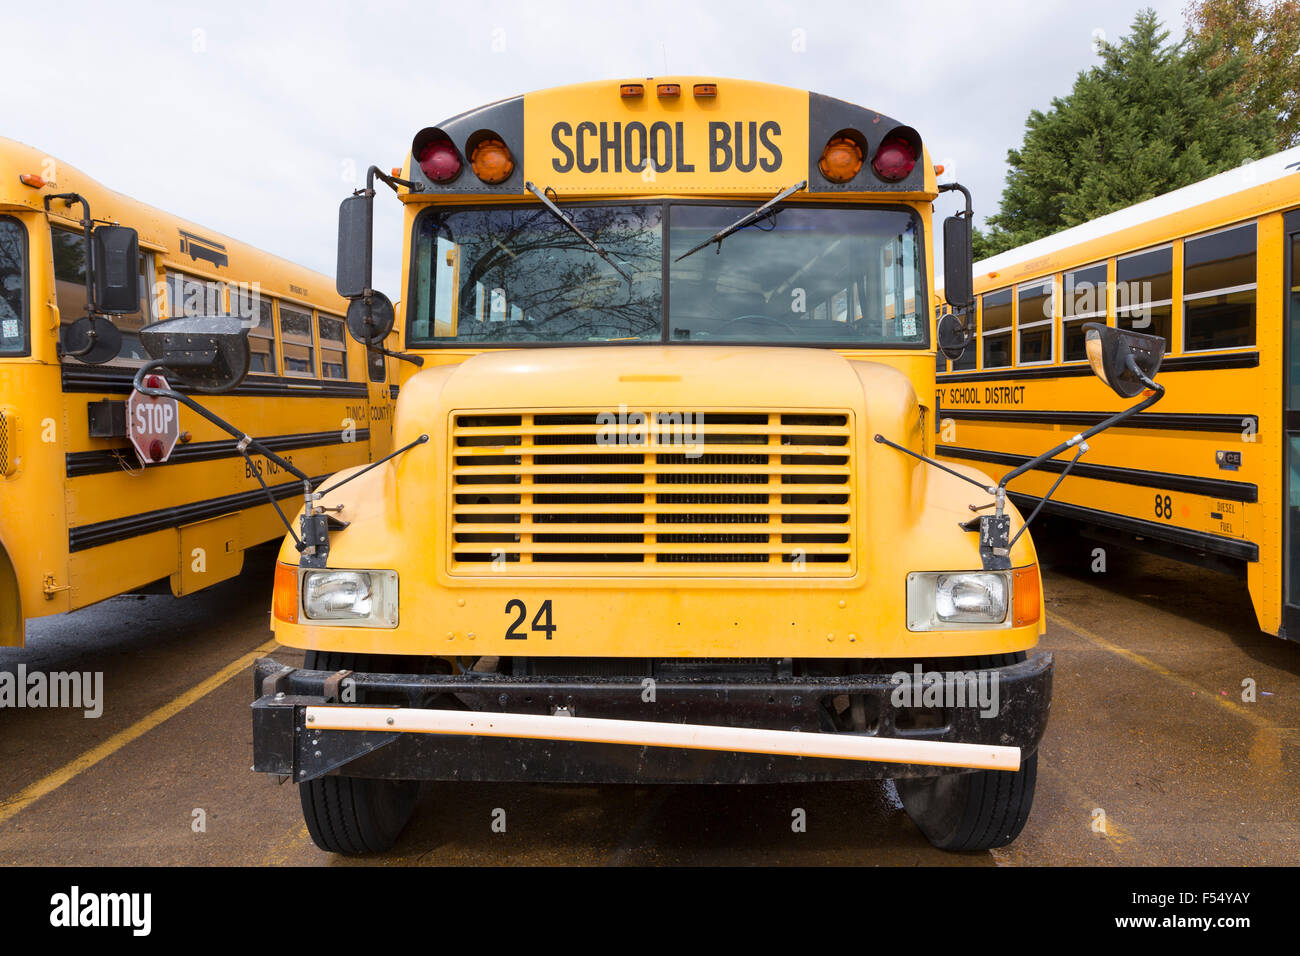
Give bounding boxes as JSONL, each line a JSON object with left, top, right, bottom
{"left": 525, "top": 181, "right": 634, "bottom": 285}
{"left": 674, "top": 180, "right": 808, "bottom": 262}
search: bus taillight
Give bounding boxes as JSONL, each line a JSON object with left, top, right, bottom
{"left": 872, "top": 131, "right": 918, "bottom": 182}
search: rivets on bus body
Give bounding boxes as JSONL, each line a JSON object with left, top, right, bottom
{"left": 826, "top": 633, "right": 835, "bottom": 642}
{"left": 386, "top": 717, "right": 394, "bottom": 726}
{"left": 306, "top": 714, "right": 315, "bottom": 723}
{"left": 446, "top": 632, "right": 454, "bottom": 640}
{"left": 457, "top": 598, "right": 465, "bottom": 607}
{"left": 848, "top": 634, "right": 857, "bottom": 643}
{"left": 468, "top": 632, "right": 476, "bottom": 640}
{"left": 838, "top": 600, "right": 846, "bottom": 608}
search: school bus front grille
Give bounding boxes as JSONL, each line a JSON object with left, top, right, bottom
{"left": 449, "top": 410, "right": 856, "bottom": 577}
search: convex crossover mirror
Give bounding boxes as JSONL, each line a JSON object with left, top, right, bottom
{"left": 138, "top": 316, "right": 251, "bottom": 394}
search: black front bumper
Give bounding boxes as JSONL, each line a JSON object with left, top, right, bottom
{"left": 251, "top": 653, "right": 1052, "bottom": 785}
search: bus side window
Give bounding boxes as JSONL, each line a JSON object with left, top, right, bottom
{"left": 981, "top": 289, "right": 1012, "bottom": 369}
{"left": 232, "top": 286, "right": 277, "bottom": 374}
{"left": 1116, "top": 245, "right": 1173, "bottom": 353}
{"left": 54, "top": 225, "right": 155, "bottom": 363}
{"left": 318, "top": 312, "right": 347, "bottom": 379}
{"left": 367, "top": 345, "right": 386, "bottom": 383}
{"left": 280, "top": 305, "right": 316, "bottom": 377}
{"left": 1062, "top": 263, "right": 1106, "bottom": 362}
{"left": 1183, "top": 222, "right": 1256, "bottom": 352}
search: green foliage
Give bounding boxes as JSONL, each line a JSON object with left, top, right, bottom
{"left": 1185, "top": 0, "right": 1300, "bottom": 151}
{"left": 979, "top": 9, "right": 1276, "bottom": 258}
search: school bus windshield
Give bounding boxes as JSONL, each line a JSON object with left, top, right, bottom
{"left": 406, "top": 202, "right": 926, "bottom": 346}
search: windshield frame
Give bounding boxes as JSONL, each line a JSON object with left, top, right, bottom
{"left": 0, "top": 215, "right": 30, "bottom": 358}
{"left": 404, "top": 198, "right": 929, "bottom": 351}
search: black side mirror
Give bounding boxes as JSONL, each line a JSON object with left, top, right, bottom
{"left": 942, "top": 215, "right": 974, "bottom": 312}
{"left": 1083, "top": 323, "right": 1163, "bottom": 398}
{"left": 91, "top": 225, "right": 141, "bottom": 314}
{"left": 936, "top": 310, "right": 971, "bottom": 361}
{"left": 60, "top": 315, "right": 123, "bottom": 365}
{"left": 138, "top": 316, "right": 251, "bottom": 394}
{"left": 336, "top": 194, "right": 373, "bottom": 299}
{"left": 346, "top": 292, "right": 395, "bottom": 344}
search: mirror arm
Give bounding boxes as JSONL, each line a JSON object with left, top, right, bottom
{"left": 938, "top": 181, "right": 973, "bottom": 219}
{"left": 45, "top": 192, "right": 105, "bottom": 358}
{"left": 997, "top": 372, "right": 1165, "bottom": 495}
{"left": 132, "top": 360, "right": 311, "bottom": 484}
{"left": 367, "top": 341, "right": 424, "bottom": 367}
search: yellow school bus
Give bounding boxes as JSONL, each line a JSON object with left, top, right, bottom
{"left": 935, "top": 148, "right": 1300, "bottom": 639}
{"left": 0, "top": 137, "right": 397, "bottom": 645}
{"left": 183, "top": 77, "right": 1166, "bottom": 855}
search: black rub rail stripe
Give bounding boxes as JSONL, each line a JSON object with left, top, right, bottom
{"left": 937, "top": 351, "right": 1259, "bottom": 384}
{"left": 1006, "top": 491, "right": 1259, "bottom": 562}
{"left": 61, "top": 366, "right": 368, "bottom": 399}
{"left": 65, "top": 428, "right": 371, "bottom": 478}
{"left": 937, "top": 409, "right": 1256, "bottom": 433}
{"left": 941, "top": 445, "right": 1258, "bottom": 502}
{"left": 68, "top": 473, "right": 330, "bottom": 553}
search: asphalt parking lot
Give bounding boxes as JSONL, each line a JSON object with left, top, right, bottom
{"left": 1, "top": 547, "right": 1296, "bottom": 865}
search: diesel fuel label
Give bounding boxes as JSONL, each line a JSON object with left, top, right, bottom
{"left": 941, "top": 385, "right": 1027, "bottom": 406}
{"left": 524, "top": 82, "right": 808, "bottom": 191}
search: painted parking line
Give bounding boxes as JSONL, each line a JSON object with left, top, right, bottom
{"left": 1047, "top": 610, "right": 1296, "bottom": 740}
{"left": 0, "top": 638, "right": 277, "bottom": 827}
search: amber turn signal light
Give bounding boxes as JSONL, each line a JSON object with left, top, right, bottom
{"left": 1012, "top": 566, "right": 1040, "bottom": 627}
{"left": 273, "top": 562, "right": 299, "bottom": 624}
{"left": 18, "top": 174, "right": 46, "bottom": 188}
{"left": 693, "top": 84, "right": 717, "bottom": 97}
{"left": 819, "top": 135, "right": 864, "bottom": 183}
{"left": 470, "top": 137, "right": 515, "bottom": 184}
{"left": 620, "top": 83, "right": 644, "bottom": 97}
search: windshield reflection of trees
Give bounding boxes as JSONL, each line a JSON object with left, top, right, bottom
{"left": 442, "top": 205, "right": 662, "bottom": 342}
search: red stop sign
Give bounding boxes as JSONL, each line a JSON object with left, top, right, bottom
{"left": 128, "top": 374, "right": 181, "bottom": 464}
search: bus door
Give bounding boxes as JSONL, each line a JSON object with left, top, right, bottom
{"left": 1284, "top": 210, "right": 1300, "bottom": 636}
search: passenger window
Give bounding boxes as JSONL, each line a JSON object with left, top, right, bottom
{"left": 1183, "top": 223, "right": 1256, "bottom": 352}
{"left": 280, "top": 305, "right": 316, "bottom": 376}
{"left": 231, "top": 287, "right": 276, "bottom": 374}
{"left": 981, "top": 289, "right": 1012, "bottom": 369}
{"left": 318, "top": 313, "right": 348, "bottom": 379}
{"left": 1016, "top": 281, "right": 1053, "bottom": 365}
{"left": 166, "top": 270, "right": 228, "bottom": 318}
{"left": 53, "top": 225, "right": 155, "bottom": 364}
{"left": 1062, "top": 263, "right": 1106, "bottom": 362}
{"left": 1116, "top": 246, "right": 1172, "bottom": 352}
{"left": 0, "top": 218, "right": 27, "bottom": 355}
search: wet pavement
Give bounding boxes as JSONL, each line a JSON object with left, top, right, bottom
{"left": 1, "top": 547, "right": 1296, "bottom": 866}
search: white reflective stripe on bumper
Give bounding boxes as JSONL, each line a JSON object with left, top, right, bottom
{"left": 304, "top": 706, "right": 1021, "bottom": 771}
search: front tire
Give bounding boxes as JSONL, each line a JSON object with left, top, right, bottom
{"left": 297, "top": 650, "right": 423, "bottom": 855}
{"left": 895, "top": 653, "right": 1039, "bottom": 852}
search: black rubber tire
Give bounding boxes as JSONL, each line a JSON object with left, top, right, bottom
{"left": 895, "top": 653, "right": 1039, "bottom": 852}
{"left": 297, "top": 650, "right": 423, "bottom": 855}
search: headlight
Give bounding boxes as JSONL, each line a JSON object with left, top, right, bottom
{"left": 301, "top": 570, "right": 399, "bottom": 627}
{"left": 907, "top": 571, "right": 1009, "bottom": 630}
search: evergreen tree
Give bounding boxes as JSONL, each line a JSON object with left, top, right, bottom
{"left": 978, "top": 9, "right": 1275, "bottom": 257}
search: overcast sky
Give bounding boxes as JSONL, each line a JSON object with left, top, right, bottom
{"left": 2, "top": 0, "right": 1189, "bottom": 295}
